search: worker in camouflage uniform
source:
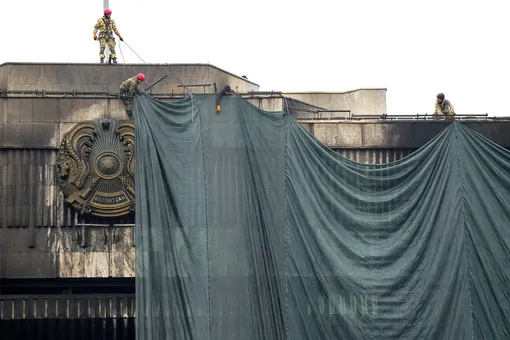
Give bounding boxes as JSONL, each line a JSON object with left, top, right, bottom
{"left": 93, "top": 8, "right": 123, "bottom": 64}
{"left": 119, "top": 73, "right": 145, "bottom": 119}
{"left": 433, "top": 93, "right": 455, "bottom": 120}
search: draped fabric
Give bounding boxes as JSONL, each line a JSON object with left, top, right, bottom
{"left": 134, "top": 93, "right": 510, "bottom": 340}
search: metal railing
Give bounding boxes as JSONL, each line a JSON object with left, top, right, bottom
{"left": 2, "top": 89, "right": 510, "bottom": 121}
{"left": 297, "top": 113, "right": 510, "bottom": 122}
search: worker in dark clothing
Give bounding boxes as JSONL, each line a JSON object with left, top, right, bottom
{"left": 119, "top": 73, "right": 145, "bottom": 119}
{"left": 216, "top": 85, "right": 235, "bottom": 112}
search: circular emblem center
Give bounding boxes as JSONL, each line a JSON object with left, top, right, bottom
{"left": 95, "top": 152, "right": 122, "bottom": 179}
{"left": 98, "top": 154, "right": 120, "bottom": 174}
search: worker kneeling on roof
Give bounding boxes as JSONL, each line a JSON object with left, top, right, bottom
{"left": 119, "top": 73, "right": 145, "bottom": 120}
{"left": 216, "top": 85, "right": 235, "bottom": 112}
{"left": 433, "top": 93, "right": 455, "bottom": 120}
{"left": 93, "top": 9, "right": 124, "bottom": 64}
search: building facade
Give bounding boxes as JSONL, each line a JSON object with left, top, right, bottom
{"left": 1, "top": 62, "right": 509, "bottom": 338}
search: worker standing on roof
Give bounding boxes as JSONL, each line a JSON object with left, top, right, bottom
{"left": 433, "top": 93, "right": 455, "bottom": 120}
{"left": 119, "top": 73, "right": 145, "bottom": 119}
{"left": 216, "top": 85, "right": 235, "bottom": 112}
{"left": 93, "top": 9, "right": 123, "bottom": 64}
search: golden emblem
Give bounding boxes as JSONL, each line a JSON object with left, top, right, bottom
{"left": 56, "top": 119, "right": 135, "bottom": 217}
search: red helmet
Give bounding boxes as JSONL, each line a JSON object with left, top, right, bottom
{"left": 137, "top": 73, "right": 145, "bottom": 81}
{"left": 104, "top": 9, "right": 112, "bottom": 15}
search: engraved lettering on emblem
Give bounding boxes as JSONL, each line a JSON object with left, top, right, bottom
{"left": 93, "top": 195, "right": 127, "bottom": 204}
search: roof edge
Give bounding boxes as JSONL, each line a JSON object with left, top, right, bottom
{"left": 283, "top": 88, "right": 387, "bottom": 95}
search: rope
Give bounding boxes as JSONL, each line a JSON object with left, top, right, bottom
{"left": 120, "top": 40, "right": 197, "bottom": 109}
{"left": 118, "top": 43, "right": 128, "bottom": 80}
{"left": 121, "top": 40, "right": 147, "bottom": 63}
{"left": 146, "top": 64, "right": 152, "bottom": 90}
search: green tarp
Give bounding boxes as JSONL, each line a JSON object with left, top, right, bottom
{"left": 133, "top": 93, "right": 510, "bottom": 340}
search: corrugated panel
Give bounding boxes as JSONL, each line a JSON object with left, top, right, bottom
{"left": 335, "top": 148, "right": 417, "bottom": 164}
{"left": 0, "top": 318, "right": 135, "bottom": 340}
{"left": 0, "top": 149, "right": 134, "bottom": 227}
{"left": 0, "top": 294, "right": 135, "bottom": 319}
{"left": 0, "top": 148, "right": 414, "bottom": 226}
{"left": 0, "top": 294, "right": 135, "bottom": 339}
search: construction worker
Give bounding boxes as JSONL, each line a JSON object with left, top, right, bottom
{"left": 93, "top": 9, "right": 123, "bottom": 64}
{"left": 119, "top": 73, "right": 145, "bottom": 119}
{"left": 216, "top": 85, "right": 235, "bottom": 112}
{"left": 433, "top": 93, "right": 455, "bottom": 120}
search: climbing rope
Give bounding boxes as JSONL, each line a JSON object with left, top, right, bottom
{"left": 117, "top": 43, "right": 128, "bottom": 80}
{"left": 119, "top": 41, "right": 190, "bottom": 95}
{"left": 119, "top": 40, "right": 206, "bottom": 121}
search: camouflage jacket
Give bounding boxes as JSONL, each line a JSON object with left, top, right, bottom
{"left": 120, "top": 77, "right": 141, "bottom": 96}
{"left": 433, "top": 99, "right": 455, "bottom": 116}
{"left": 93, "top": 17, "right": 121, "bottom": 39}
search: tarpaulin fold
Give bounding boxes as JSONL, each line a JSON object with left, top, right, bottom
{"left": 134, "top": 93, "right": 510, "bottom": 340}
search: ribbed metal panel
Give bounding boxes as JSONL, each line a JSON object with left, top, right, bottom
{"left": 0, "top": 294, "right": 135, "bottom": 319}
{"left": 0, "top": 148, "right": 414, "bottom": 227}
{"left": 0, "top": 294, "right": 135, "bottom": 339}
{"left": 335, "top": 148, "right": 416, "bottom": 164}
{"left": 0, "top": 149, "right": 134, "bottom": 227}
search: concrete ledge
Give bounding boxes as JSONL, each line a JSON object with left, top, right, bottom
{"left": 0, "top": 63, "right": 259, "bottom": 94}
{"left": 309, "top": 121, "right": 510, "bottom": 148}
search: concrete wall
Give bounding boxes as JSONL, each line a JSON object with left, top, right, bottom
{"left": 0, "top": 97, "right": 127, "bottom": 148}
{"left": 3, "top": 62, "right": 510, "bottom": 281}
{"left": 283, "top": 89, "right": 387, "bottom": 117}
{"left": 308, "top": 120, "right": 510, "bottom": 148}
{"left": 0, "top": 226, "right": 134, "bottom": 278}
{"left": 0, "top": 63, "right": 259, "bottom": 94}
{"left": 245, "top": 97, "right": 284, "bottom": 111}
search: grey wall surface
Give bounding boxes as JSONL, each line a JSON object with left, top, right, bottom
{"left": 0, "top": 97, "right": 128, "bottom": 148}
{"left": 0, "top": 63, "right": 259, "bottom": 94}
{"left": 283, "top": 89, "right": 387, "bottom": 116}
{"left": 309, "top": 120, "right": 510, "bottom": 148}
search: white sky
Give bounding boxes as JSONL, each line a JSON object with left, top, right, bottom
{"left": 2, "top": 0, "right": 510, "bottom": 116}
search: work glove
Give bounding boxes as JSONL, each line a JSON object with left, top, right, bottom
{"left": 93, "top": 34, "right": 97, "bottom": 40}
{"left": 216, "top": 105, "right": 221, "bottom": 112}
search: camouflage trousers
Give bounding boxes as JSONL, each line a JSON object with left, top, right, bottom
{"left": 120, "top": 92, "right": 133, "bottom": 120}
{"left": 99, "top": 37, "right": 116, "bottom": 59}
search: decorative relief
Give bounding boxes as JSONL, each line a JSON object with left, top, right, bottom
{"left": 56, "top": 119, "right": 135, "bottom": 217}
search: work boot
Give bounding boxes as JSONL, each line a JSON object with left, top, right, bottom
{"left": 112, "top": 58, "right": 118, "bottom": 64}
{"left": 100, "top": 58, "right": 104, "bottom": 64}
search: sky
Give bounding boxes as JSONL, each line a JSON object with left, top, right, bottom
{"left": 2, "top": 0, "right": 510, "bottom": 116}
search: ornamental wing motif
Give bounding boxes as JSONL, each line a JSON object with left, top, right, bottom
{"left": 56, "top": 119, "right": 136, "bottom": 217}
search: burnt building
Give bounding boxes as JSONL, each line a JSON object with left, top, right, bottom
{"left": 1, "top": 62, "right": 510, "bottom": 339}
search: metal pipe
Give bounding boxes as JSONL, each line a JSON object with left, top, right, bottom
{"left": 2, "top": 95, "right": 188, "bottom": 100}
{"left": 177, "top": 84, "right": 212, "bottom": 88}
{"left": 287, "top": 107, "right": 318, "bottom": 113}
{"left": 246, "top": 91, "right": 283, "bottom": 95}
{"left": 316, "top": 110, "right": 351, "bottom": 113}
{"left": 80, "top": 225, "right": 87, "bottom": 248}
{"left": 75, "top": 223, "right": 110, "bottom": 227}
{"left": 144, "top": 75, "right": 168, "bottom": 91}
{"left": 1, "top": 89, "right": 287, "bottom": 96}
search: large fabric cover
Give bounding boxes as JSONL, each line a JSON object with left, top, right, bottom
{"left": 133, "top": 93, "right": 510, "bottom": 340}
